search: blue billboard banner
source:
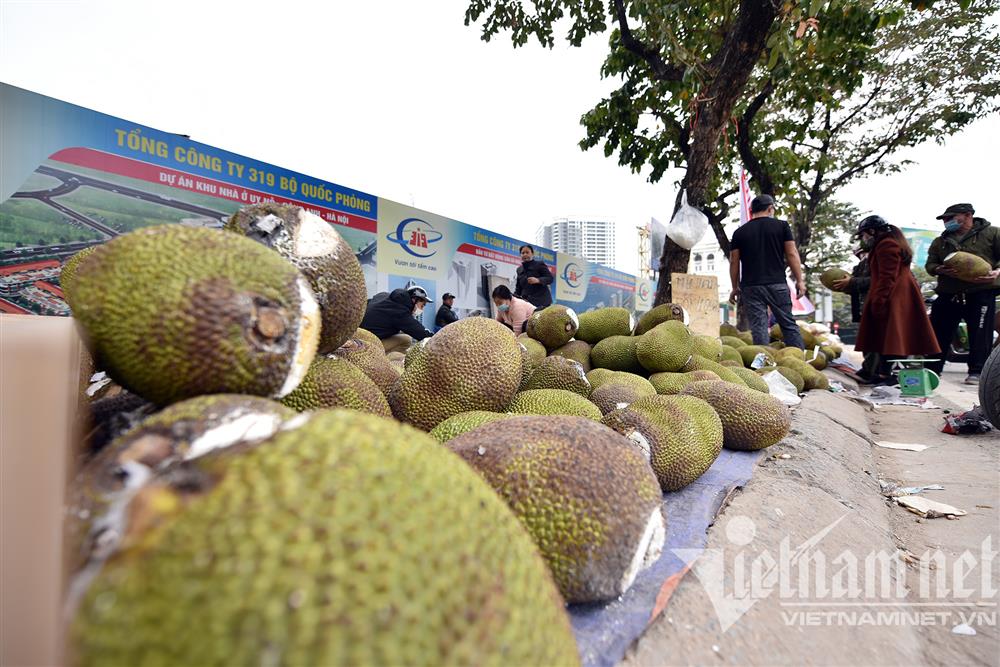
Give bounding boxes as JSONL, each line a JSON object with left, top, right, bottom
{"left": 902, "top": 227, "right": 939, "bottom": 269}
{"left": 556, "top": 252, "right": 635, "bottom": 312}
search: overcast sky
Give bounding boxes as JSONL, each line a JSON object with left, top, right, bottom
{"left": 2, "top": 0, "right": 996, "bottom": 274}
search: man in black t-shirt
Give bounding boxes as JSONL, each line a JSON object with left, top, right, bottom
{"left": 728, "top": 195, "right": 806, "bottom": 348}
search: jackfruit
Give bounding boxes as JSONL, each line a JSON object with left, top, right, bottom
{"left": 575, "top": 307, "right": 635, "bottom": 343}
{"left": 71, "top": 409, "right": 579, "bottom": 666}
{"left": 389, "top": 318, "right": 522, "bottom": 431}
{"left": 634, "top": 303, "right": 687, "bottom": 335}
{"left": 281, "top": 357, "right": 390, "bottom": 416}
{"left": 943, "top": 251, "right": 993, "bottom": 282}
{"left": 776, "top": 346, "right": 805, "bottom": 361}
{"left": 506, "top": 389, "right": 602, "bottom": 420}
{"left": 648, "top": 370, "right": 720, "bottom": 394}
{"left": 586, "top": 369, "right": 657, "bottom": 395}
{"left": 429, "top": 410, "right": 516, "bottom": 443}
{"left": 721, "top": 335, "right": 746, "bottom": 349}
{"left": 526, "top": 305, "right": 579, "bottom": 350}
{"left": 64, "top": 225, "right": 320, "bottom": 405}
{"left": 590, "top": 383, "right": 645, "bottom": 414}
{"left": 769, "top": 324, "right": 783, "bottom": 341}
{"left": 602, "top": 394, "right": 723, "bottom": 491}
{"left": 719, "top": 322, "right": 740, "bottom": 337}
{"left": 591, "top": 335, "right": 643, "bottom": 373}
{"left": 524, "top": 356, "right": 591, "bottom": 397}
{"left": 720, "top": 360, "right": 743, "bottom": 368}
{"left": 680, "top": 380, "right": 791, "bottom": 451}
{"left": 727, "top": 366, "right": 770, "bottom": 393}
{"left": 737, "top": 331, "right": 754, "bottom": 345}
{"left": 448, "top": 415, "right": 664, "bottom": 603}
{"left": 820, "top": 345, "right": 839, "bottom": 362}
{"left": 771, "top": 366, "right": 805, "bottom": 393}
{"left": 820, "top": 267, "right": 851, "bottom": 291}
{"left": 585, "top": 368, "right": 617, "bottom": 389}
{"left": 681, "top": 355, "right": 748, "bottom": 387}
{"left": 518, "top": 335, "right": 549, "bottom": 365}
{"left": 226, "top": 203, "right": 366, "bottom": 354}
{"left": 60, "top": 244, "right": 100, "bottom": 296}
{"left": 720, "top": 345, "right": 743, "bottom": 364}
{"left": 692, "top": 335, "right": 723, "bottom": 361}
{"left": 807, "top": 353, "right": 828, "bottom": 371}
{"left": 353, "top": 327, "right": 382, "bottom": 348}
{"left": 549, "top": 340, "right": 593, "bottom": 371}
{"left": 738, "top": 345, "right": 775, "bottom": 369}
{"left": 636, "top": 320, "right": 694, "bottom": 372}
{"left": 335, "top": 338, "right": 400, "bottom": 395}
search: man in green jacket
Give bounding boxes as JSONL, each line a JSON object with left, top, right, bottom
{"left": 925, "top": 203, "right": 1000, "bottom": 383}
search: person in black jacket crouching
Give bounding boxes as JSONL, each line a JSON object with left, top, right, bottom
{"left": 360, "top": 285, "right": 434, "bottom": 353}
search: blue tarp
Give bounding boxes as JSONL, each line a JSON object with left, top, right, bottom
{"left": 569, "top": 449, "right": 764, "bottom": 667}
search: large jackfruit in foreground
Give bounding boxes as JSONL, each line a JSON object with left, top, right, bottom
{"left": 226, "top": 203, "right": 367, "bottom": 354}
{"left": 943, "top": 250, "right": 992, "bottom": 281}
{"left": 636, "top": 320, "right": 694, "bottom": 372}
{"left": 59, "top": 244, "right": 100, "bottom": 296}
{"left": 634, "top": 303, "right": 686, "bottom": 335}
{"left": 680, "top": 380, "right": 791, "bottom": 451}
{"left": 575, "top": 307, "right": 634, "bottom": 343}
{"left": 506, "top": 389, "right": 602, "bottom": 420}
{"left": 64, "top": 225, "right": 320, "bottom": 405}
{"left": 71, "top": 410, "right": 579, "bottom": 666}
{"left": 602, "top": 394, "right": 723, "bottom": 491}
{"left": 523, "top": 356, "right": 592, "bottom": 397}
{"left": 389, "top": 318, "right": 522, "bottom": 430}
{"left": 281, "top": 356, "right": 391, "bottom": 416}
{"left": 448, "top": 416, "right": 665, "bottom": 604}
{"left": 526, "top": 305, "right": 579, "bottom": 350}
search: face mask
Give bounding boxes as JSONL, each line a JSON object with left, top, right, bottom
{"left": 497, "top": 303, "right": 510, "bottom": 312}
{"left": 944, "top": 220, "right": 961, "bottom": 233}
{"left": 853, "top": 246, "right": 866, "bottom": 259}
{"left": 860, "top": 238, "right": 875, "bottom": 251}
{"left": 413, "top": 306, "right": 424, "bottom": 317}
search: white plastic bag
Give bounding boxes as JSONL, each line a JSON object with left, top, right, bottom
{"left": 664, "top": 190, "right": 709, "bottom": 250}
{"left": 761, "top": 371, "right": 802, "bottom": 406}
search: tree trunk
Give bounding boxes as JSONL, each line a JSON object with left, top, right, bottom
{"left": 653, "top": 0, "right": 780, "bottom": 306}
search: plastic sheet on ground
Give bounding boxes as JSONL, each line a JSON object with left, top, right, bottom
{"left": 569, "top": 448, "right": 764, "bottom": 667}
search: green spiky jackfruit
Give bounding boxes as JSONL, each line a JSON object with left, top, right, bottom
{"left": 634, "top": 303, "right": 686, "bottom": 335}
{"left": 353, "top": 327, "right": 382, "bottom": 348}
{"left": 72, "top": 410, "right": 579, "bottom": 666}
{"left": 389, "top": 318, "right": 522, "bottom": 430}
{"left": 518, "top": 334, "right": 548, "bottom": 364}
{"left": 680, "top": 380, "right": 791, "bottom": 450}
{"left": 602, "top": 394, "right": 723, "bottom": 491}
{"left": 720, "top": 360, "right": 743, "bottom": 368}
{"left": 590, "top": 383, "right": 645, "bottom": 414}
{"left": 448, "top": 415, "right": 664, "bottom": 603}
{"left": 737, "top": 331, "right": 754, "bottom": 345}
{"left": 636, "top": 320, "right": 694, "bottom": 373}
{"left": 64, "top": 225, "right": 320, "bottom": 405}
{"left": 335, "top": 338, "right": 400, "bottom": 395}
{"left": 776, "top": 346, "right": 805, "bottom": 361}
{"left": 719, "top": 323, "right": 740, "bottom": 337}
{"left": 692, "top": 335, "right": 723, "bottom": 361}
{"left": 778, "top": 358, "right": 829, "bottom": 390}
{"left": 281, "top": 357, "right": 390, "bottom": 416}
{"left": 720, "top": 345, "right": 743, "bottom": 364}
{"left": 429, "top": 411, "right": 516, "bottom": 442}
{"left": 681, "top": 355, "right": 748, "bottom": 387}
{"left": 721, "top": 335, "right": 746, "bottom": 349}
{"left": 506, "top": 389, "right": 602, "bottom": 420}
{"left": 738, "top": 345, "right": 774, "bottom": 368}
{"left": 728, "top": 366, "right": 770, "bottom": 393}
{"left": 549, "top": 340, "right": 593, "bottom": 371}
{"left": 60, "top": 244, "right": 100, "bottom": 296}
{"left": 648, "top": 370, "right": 720, "bottom": 395}
{"left": 820, "top": 268, "right": 851, "bottom": 291}
{"left": 943, "top": 251, "right": 992, "bottom": 281}
{"left": 771, "top": 366, "right": 805, "bottom": 393}
{"left": 526, "top": 305, "right": 579, "bottom": 350}
{"left": 524, "top": 356, "right": 591, "bottom": 397}
{"left": 586, "top": 370, "right": 657, "bottom": 395}
{"left": 575, "top": 307, "right": 635, "bottom": 343}
{"left": 226, "top": 203, "right": 367, "bottom": 355}
{"left": 591, "top": 335, "right": 643, "bottom": 373}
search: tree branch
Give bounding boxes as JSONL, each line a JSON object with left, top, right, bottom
{"left": 611, "top": 0, "right": 685, "bottom": 81}
{"left": 736, "top": 78, "right": 776, "bottom": 195}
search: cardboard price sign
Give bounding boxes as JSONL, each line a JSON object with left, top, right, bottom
{"left": 671, "top": 273, "right": 719, "bottom": 337}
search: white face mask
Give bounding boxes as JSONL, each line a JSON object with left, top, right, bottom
{"left": 413, "top": 306, "right": 424, "bottom": 317}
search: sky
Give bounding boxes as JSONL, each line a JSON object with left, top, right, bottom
{"left": 2, "top": 0, "right": 996, "bottom": 275}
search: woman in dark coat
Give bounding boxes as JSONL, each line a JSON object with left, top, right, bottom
{"left": 854, "top": 215, "right": 940, "bottom": 383}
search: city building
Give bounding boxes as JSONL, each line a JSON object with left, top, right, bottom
{"left": 536, "top": 218, "right": 616, "bottom": 267}
{"left": 687, "top": 225, "right": 736, "bottom": 303}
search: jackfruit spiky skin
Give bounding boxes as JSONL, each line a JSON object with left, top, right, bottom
{"left": 59, "top": 244, "right": 100, "bottom": 296}
{"left": 776, "top": 346, "right": 805, "bottom": 361}
{"left": 771, "top": 366, "right": 805, "bottom": 393}
{"left": 590, "top": 383, "right": 645, "bottom": 414}
{"left": 586, "top": 368, "right": 616, "bottom": 389}
{"left": 448, "top": 416, "right": 664, "bottom": 604}
{"left": 72, "top": 410, "right": 579, "bottom": 667}
{"left": 281, "top": 357, "right": 390, "bottom": 416}
{"left": 226, "top": 203, "right": 366, "bottom": 355}
{"left": 518, "top": 335, "right": 549, "bottom": 366}
{"left": 819, "top": 345, "right": 838, "bottom": 362}
{"left": 67, "top": 394, "right": 295, "bottom": 575}
{"left": 602, "top": 394, "right": 723, "bottom": 491}
{"left": 648, "top": 370, "right": 719, "bottom": 395}
{"left": 721, "top": 335, "right": 746, "bottom": 349}
{"left": 737, "top": 331, "right": 754, "bottom": 345}
{"left": 526, "top": 305, "right": 579, "bottom": 350}
{"left": 403, "top": 337, "right": 430, "bottom": 369}
{"left": 636, "top": 320, "right": 694, "bottom": 373}
{"left": 586, "top": 370, "right": 657, "bottom": 395}
{"left": 335, "top": 338, "right": 400, "bottom": 395}
{"left": 943, "top": 251, "right": 993, "bottom": 281}
{"left": 506, "top": 389, "right": 602, "bottom": 420}
{"left": 720, "top": 345, "right": 743, "bottom": 364}
{"left": 808, "top": 353, "right": 828, "bottom": 371}
{"left": 720, "top": 359, "right": 743, "bottom": 368}
{"left": 681, "top": 355, "right": 748, "bottom": 387}
{"left": 353, "top": 327, "right": 382, "bottom": 348}
{"left": 389, "top": 318, "right": 522, "bottom": 431}
{"left": 591, "top": 335, "right": 643, "bottom": 373}
{"left": 770, "top": 341, "right": 786, "bottom": 350}
{"left": 524, "top": 356, "right": 592, "bottom": 397}
{"left": 575, "top": 307, "right": 634, "bottom": 343}
{"left": 549, "top": 340, "right": 593, "bottom": 371}
{"left": 429, "top": 411, "right": 516, "bottom": 443}
{"left": 738, "top": 345, "right": 774, "bottom": 368}
{"left": 769, "top": 324, "right": 783, "bottom": 341}
{"left": 719, "top": 323, "right": 740, "bottom": 337}
{"left": 681, "top": 380, "right": 791, "bottom": 451}
{"left": 820, "top": 268, "right": 851, "bottom": 291}
{"left": 778, "top": 358, "right": 829, "bottom": 390}
{"left": 799, "top": 327, "right": 819, "bottom": 349}
{"left": 692, "top": 335, "right": 723, "bottom": 361}
{"left": 64, "top": 225, "right": 319, "bottom": 406}
{"left": 728, "top": 366, "right": 770, "bottom": 393}
{"left": 634, "top": 303, "right": 686, "bottom": 335}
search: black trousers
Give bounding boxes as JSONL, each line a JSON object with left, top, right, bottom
{"left": 743, "top": 283, "right": 805, "bottom": 349}
{"left": 928, "top": 290, "right": 997, "bottom": 374}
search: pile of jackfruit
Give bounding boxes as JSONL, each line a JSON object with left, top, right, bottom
{"left": 62, "top": 204, "right": 833, "bottom": 665}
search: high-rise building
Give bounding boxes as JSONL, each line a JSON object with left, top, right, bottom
{"left": 535, "top": 218, "right": 616, "bottom": 267}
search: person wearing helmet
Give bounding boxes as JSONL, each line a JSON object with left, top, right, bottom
{"left": 360, "top": 285, "right": 434, "bottom": 353}
{"left": 853, "top": 215, "right": 939, "bottom": 384}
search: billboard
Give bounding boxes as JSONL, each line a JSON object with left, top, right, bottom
{"left": 902, "top": 227, "right": 939, "bottom": 269}
{"left": 0, "top": 82, "right": 632, "bottom": 324}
